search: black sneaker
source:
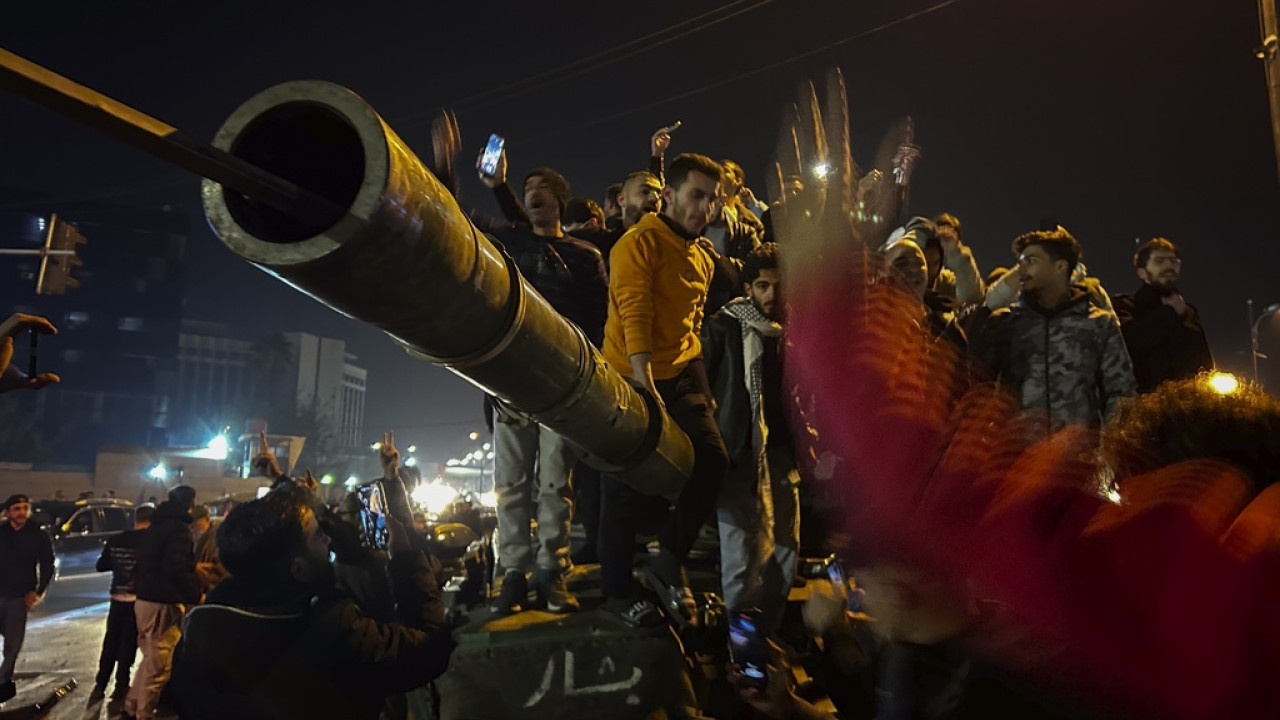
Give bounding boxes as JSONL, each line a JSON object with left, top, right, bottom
{"left": 602, "top": 597, "right": 665, "bottom": 629}
{"left": 534, "top": 569, "right": 580, "bottom": 613}
{"left": 641, "top": 564, "right": 698, "bottom": 629}
{"left": 88, "top": 684, "right": 106, "bottom": 703}
{"left": 0, "top": 680, "right": 14, "bottom": 703}
{"left": 112, "top": 684, "right": 131, "bottom": 702}
{"left": 489, "top": 570, "right": 528, "bottom": 614}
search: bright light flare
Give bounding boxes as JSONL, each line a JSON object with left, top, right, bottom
{"left": 1207, "top": 372, "right": 1240, "bottom": 396}
{"left": 405, "top": 457, "right": 418, "bottom": 467}
{"left": 478, "top": 491, "right": 498, "bottom": 508}
{"left": 812, "top": 162, "right": 830, "bottom": 179}
{"left": 147, "top": 464, "right": 166, "bottom": 480}
{"left": 411, "top": 482, "right": 458, "bottom": 515}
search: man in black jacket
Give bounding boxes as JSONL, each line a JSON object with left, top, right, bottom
{"left": 703, "top": 244, "right": 798, "bottom": 632}
{"left": 473, "top": 145, "right": 606, "bottom": 614}
{"left": 127, "top": 486, "right": 201, "bottom": 720}
{"left": 170, "top": 484, "right": 454, "bottom": 720}
{"left": 1113, "top": 237, "right": 1213, "bottom": 393}
{"left": 92, "top": 504, "right": 152, "bottom": 703}
{"left": 0, "top": 494, "right": 54, "bottom": 703}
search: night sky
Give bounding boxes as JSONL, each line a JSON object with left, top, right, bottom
{"left": 1, "top": 0, "right": 1276, "bottom": 461}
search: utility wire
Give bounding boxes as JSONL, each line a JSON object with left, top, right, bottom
{"left": 523, "top": 0, "right": 964, "bottom": 142}
{"left": 395, "top": 0, "right": 780, "bottom": 122}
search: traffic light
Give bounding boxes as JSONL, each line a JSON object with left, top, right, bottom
{"left": 36, "top": 214, "right": 87, "bottom": 295}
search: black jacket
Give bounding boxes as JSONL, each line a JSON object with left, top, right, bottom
{"left": 0, "top": 522, "right": 54, "bottom": 598}
{"left": 701, "top": 312, "right": 754, "bottom": 464}
{"left": 170, "top": 551, "right": 454, "bottom": 720}
{"left": 134, "top": 501, "right": 200, "bottom": 605}
{"left": 1113, "top": 283, "right": 1213, "bottom": 393}
{"left": 97, "top": 527, "right": 145, "bottom": 599}
{"left": 475, "top": 185, "right": 609, "bottom": 346}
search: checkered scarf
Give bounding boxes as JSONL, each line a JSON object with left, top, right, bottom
{"left": 720, "top": 297, "right": 784, "bottom": 453}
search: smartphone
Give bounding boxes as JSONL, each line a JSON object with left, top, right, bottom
{"left": 479, "top": 134, "right": 505, "bottom": 178}
{"left": 27, "top": 328, "right": 38, "bottom": 377}
{"left": 356, "top": 481, "right": 390, "bottom": 551}
{"left": 827, "top": 557, "right": 847, "bottom": 590}
{"left": 727, "top": 611, "right": 770, "bottom": 689}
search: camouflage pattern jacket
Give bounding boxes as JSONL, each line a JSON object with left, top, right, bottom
{"left": 971, "top": 289, "right": 1137, "bottom": 430}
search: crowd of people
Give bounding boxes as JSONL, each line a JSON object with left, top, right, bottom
{"left": 0, "top": 99, "right": 1266, "bottom": 718}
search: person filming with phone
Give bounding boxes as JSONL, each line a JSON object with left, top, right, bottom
{"left": 170, "top": 436, "right": 455, "bottom": 720}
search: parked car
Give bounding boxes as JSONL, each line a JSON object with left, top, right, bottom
{"left": 32, "top": 499, "right": 136, "bottom": 579}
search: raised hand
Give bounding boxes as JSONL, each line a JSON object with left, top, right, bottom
{"left": 650, "top": 121, "right": 680, "bottom": 157}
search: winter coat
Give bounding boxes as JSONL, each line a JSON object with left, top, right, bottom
{"left": 134, "top": 500, "right": 200, "bottom": 605}
{"left": 971, "top": 290, "right": 1138, "bottom": 430}
{"left": 1113, "top": 283, "right": 1214, "bottom": 393}
{"left": 170, "top": 551, "right": 454, "bottom": 720}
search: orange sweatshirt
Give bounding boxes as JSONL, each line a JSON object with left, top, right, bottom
{"left": 603, "top": 213, "right": 714, "bottom": 380}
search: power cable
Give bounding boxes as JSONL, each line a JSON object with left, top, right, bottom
{"left": 523, "top": 0, "right": 964, "bottom": 142}
{"left": 395, "top": 0, "right": 780, "bottom": 122}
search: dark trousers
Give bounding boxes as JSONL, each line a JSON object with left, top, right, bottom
{"left": 0, "top": 596, "right": 28, "bottom": 683}
{"left": 600, "top": 369, "right": 729, "bottom": 599}
{"left": 574, "top": 462, "right": 602, "bottom": 555}
{"left": 96, "top": 599, "right": 138, "bottom": 690}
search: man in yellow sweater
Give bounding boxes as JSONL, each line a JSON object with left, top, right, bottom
{"left": 599, "top": 153, "right": 730, "bottom": 629}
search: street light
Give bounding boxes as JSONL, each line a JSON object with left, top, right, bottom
{"left": 147, "top": 463, "right": 167, "bottom": 480}
{"left": 469, "top": 432, "right": 480, "bottom": 441}
{"left": 407, "top": 445, "right": 417, "bottom": 453}
{"left": 1248, "top": 300, "right": 1280, "bottom": 383}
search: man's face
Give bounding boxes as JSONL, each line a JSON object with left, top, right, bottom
{"left": 885, "top": 242, "right": 929, "bottom": 299}
{"left": 747, "top": 268, "right": 783, "bottom": 320}
{"left": 721, "top": 165, "right": 743, "bottom": 197}
{"left": 603, "top": 192, "right": 621, "bottom": 220}
{"left": 923, "top": 245, "right": 943, "bottom": 285}
{"left": 193, "top": 517, "right": 211, "bottom": 534}
{"left": 662, "top": 172, "right": 720, "bottom": 236}
{"left": 1017, "top": 244, "right": 1067, "bottom": 296}
{"left": 6, "top": 502, "right": 29, "bottom": 528}
{"left": 292, "top": 509, "right": 334, "bottom": 586}
{"left": 523, "top": 175, "right": 561, "bottom": 226}
{"left": 1139, "top": 249, "right": 1182, "bottom": 292}
{"left": 622, "top": 175, "right": 662, "bottom": 225}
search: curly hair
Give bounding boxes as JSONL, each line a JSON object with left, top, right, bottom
{"left": 1012, "top": 228, "right": 1081, "bottom": 281}
{"left": 1103, "top": 376, "right": 1280, "bottom": 496}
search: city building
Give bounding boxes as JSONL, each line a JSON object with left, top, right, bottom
{"left": 0, "top": 201, "right": 189, "bottom": 464}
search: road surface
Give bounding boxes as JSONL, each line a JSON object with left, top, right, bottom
{"left": 5, "top": 571, "right": 124, "bottom": 719}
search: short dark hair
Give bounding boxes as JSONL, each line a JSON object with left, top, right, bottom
{"left": 742, "top": 243, "right": 779, "bottom": 286}
{"left": 666, "top": 153, "right": 722, "bottom": 192}
{"left": 1134, "top": 237, "right": 1180, "bottom": 269}
{"left": 1104, "top": 376, "right": 1280, "bottom": 496}
{"left": 933, "top": 212, "right": 962, "bottom": 237}
{"left": 523, "top": 167, "right": 570, "bottom": 214}
{"left": 216, "top": 485, "right": 314, "bottom": 584}
{"left": 1012, "top": 228, "right": 1081, "bottom": 279}
{"left": 605, "top": 182, "right": 623, "bottom": 205}
{"left": 134, "top": 505, "right": 154, "bottom": 524}
{"left": 563, "top": 197, "right": 604, "bottom": 226}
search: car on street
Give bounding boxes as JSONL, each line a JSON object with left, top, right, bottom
{"left": 31, "top": 498, "right": 137, "bottom": 580}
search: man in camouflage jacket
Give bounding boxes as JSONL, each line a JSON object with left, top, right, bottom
{"left": 972, "top": 228, "right": 1137, "bottom": 431}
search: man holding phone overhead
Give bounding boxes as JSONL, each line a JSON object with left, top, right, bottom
{"left": 472, "top": 138, "right": 607, "bottom": 615}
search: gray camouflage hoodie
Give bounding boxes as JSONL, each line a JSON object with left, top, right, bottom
{"left": 972, "top": 289, "right": 1137, "bottom": 430}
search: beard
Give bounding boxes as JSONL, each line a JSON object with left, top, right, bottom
{"left": 1150, "top": 274, "right": 1180, "bottom": 294}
